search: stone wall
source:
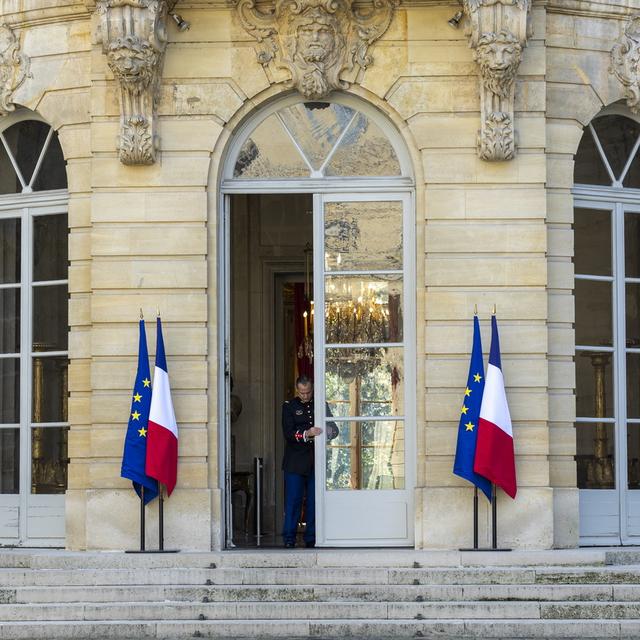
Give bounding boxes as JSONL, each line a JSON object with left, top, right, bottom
{"left": 2, "top": 0, "right": 637, "bottom": 550}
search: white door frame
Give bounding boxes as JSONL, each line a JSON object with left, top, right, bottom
{"left": 0, "top": 190, "right": 68, "bottom": 546}
{"left": 574, "top": 186, "right": 640, "bottom": 545}
{"left": 312, "top": 191, "right": 415, "bottom": 546}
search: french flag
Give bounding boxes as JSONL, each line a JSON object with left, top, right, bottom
{"left": 145, "top": 316, "right": 178, "bottom": 496}
{"left": 473, "top": 315, "right": 517, "bottom": 499}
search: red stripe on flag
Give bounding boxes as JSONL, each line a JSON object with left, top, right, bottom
{"left": 145, "top": 420, "right": 178, "bottom": 496}
{"left": 473, "top": 417, "right": 517, "bottom": 499}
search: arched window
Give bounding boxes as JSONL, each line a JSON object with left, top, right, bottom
{"left": 573, "top": 110, "right": 640, "bottom": 544}
{"left": 0, "top": 114, "right": 68, "bottom": 545}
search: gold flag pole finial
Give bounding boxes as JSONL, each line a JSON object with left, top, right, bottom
{"left": 139, "top": 308, "right": 144, "bottom": 320}
{"left": 474, "top": 304, "right": 478, "bottom": 316}
{"left": 157, "top": 307, "right": 160, "bottom": 318}
{"left": 492, "top": 304, "right": 497, "bottom": 315}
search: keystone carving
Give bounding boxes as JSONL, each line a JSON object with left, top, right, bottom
{"left": 236, "top": 0, "right": 399, "bottom": 100}
{"left": 96, "top": 0, "right": 169, "bottom": 164}
{"left": 463, "top": 0, "right": 532, "bottom": 161}
{"left": 0, "top": 24, "right": 29, "bottom": 117}
{"left": 611, "top": 13, "right": 640, "bottom": 115}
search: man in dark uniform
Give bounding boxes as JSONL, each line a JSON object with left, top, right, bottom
{"left": 281, "top": 374, "right": 337, "bottom": 548}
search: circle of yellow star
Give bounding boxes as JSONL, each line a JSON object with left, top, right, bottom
{"left": 464, "top": 387, "right": 471, "bottom": 397}
{"left": 473, "top": 373, "right": 482, "bottom": 383}
{"left": 142, "top": 378, "right": 151, "bottom": 388}
{"left": 133, "top": 392, "right": 142, "bottom": 403}
{"left": 138, "top": 426, "right": 147, "bottom": 437}
{"left": 461, "top": 405, "right": 469, "bottom": 415}
{"left": 131, "top": 410, "right": 141, "bottom": 421}
{"left": 465, "top": 422, "right": 474, "bottom": 431}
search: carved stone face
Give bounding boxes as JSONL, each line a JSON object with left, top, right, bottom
{"left": 295, "top": 17, "right": 335, "bottom": 64}
{"left": 107, "top": 36, "right": 158, "bottom": 93}
{"left": 475, "top": 30, "right": 522, "bottom": 97}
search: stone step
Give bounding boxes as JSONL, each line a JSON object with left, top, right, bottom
{"left": 6, "top": 582, "right": 639, "bottom": 604}
{"left": 2, "top": 565, "right": 639, "bottom": 587}
{"left": 3, "top": 600, "right": 640, "bottom": 622}
{"left": 0, "top": 548, "right": 616, "bottom": 570}
{"left": 0, "top": 618, "right": 639, "bottom": 639}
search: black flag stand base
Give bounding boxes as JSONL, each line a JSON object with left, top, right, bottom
{"left": 126, "top": 485, "right": 179, "bottom": 553}
{"left": 459, "top": 484, "right": 511, "bottom": 552}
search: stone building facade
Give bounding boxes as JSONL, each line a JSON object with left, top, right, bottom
{"left": 0, "top": 0, "right": 639, "bottom": 551}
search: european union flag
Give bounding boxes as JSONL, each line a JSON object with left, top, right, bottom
{"left": 453, "top": 315, "right": 492, "bottom": 501}
{"left": 121, "top": 319, "right": 158, "bottom": 504}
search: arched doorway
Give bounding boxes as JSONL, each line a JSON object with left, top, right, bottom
{"left": 573, "top": 106, "right": 640, "bottom": 544}
{"left": 0, "top": 111, "right": 69, "bottom": 546}
{"left": 217, "top": 94, "right": 416, "bottom": 547}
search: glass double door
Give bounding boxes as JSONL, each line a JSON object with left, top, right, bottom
{"left": 574, "top": 200, "right": 640, "bottom": 544}
{"left": 312, "top": 193, "right": 414, "bottom": 546}
{"left": 0, "top": 201, "right": 68, "bottom": 546}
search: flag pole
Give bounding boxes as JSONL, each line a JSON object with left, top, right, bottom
{"left": 159, "top": 483, "right": 164, "bottom": 551}
{"left": 491, "top": 483, "right": 497, "bottom": 549}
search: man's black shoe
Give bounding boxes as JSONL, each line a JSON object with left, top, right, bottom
{"left": 305, "top": 541, "right": 315, "bottom": 548}
{"left": 284, "top": 541, "right": 295, "bottom": 548}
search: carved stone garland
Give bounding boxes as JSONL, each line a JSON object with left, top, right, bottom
{"left": 236, "top": 0, "right": 399, "bottom": 100}
{"left": 0, "top": 23, "right": 29, "bottom": 117}
{"left": 96, "top": 0, "right": 169, "bottom": 165}
{"left": 611, "top": 13, "right": 640, "bottom": 115}
{"left": 463, "top": 0, "right": 532, "bottom": 161}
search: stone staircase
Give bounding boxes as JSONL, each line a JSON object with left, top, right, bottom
{"left": 0, "top": 548, "right": 639, "bottom": 638}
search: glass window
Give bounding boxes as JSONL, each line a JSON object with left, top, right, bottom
{"left": 592, "top": 116, "right": 640, "bottom": 182}
{"left": 0, "top": 359, "right": 19, "bottom": 423}
{"left": 574, "top": 208, "right": 611, "bottom": 277}
{"left": 0, "top": 218, "right": 20, "bottom": 282}
{"left": 31, "top": 426, "right": 68, "bottom": 494}
{"left": 324, "top": 201, "right": 403, "bottom": 271}
{"left": 0, "top": 121, "right": 66, "bottom": 194}
{"left": 574, "top": 280, "right": 612, "bottom": 347}
{"left": 576, "top": 422, "right": 615, "bottom": 489}
{"left": 33, "top": 214, "right": 68, "bottom": 281}
{"left": 230, "top": 100, "right": 404, "bottom": 179}
{"left": 0, "top": 429, "right": 19, "bottom": 493}
{"left": 574, "top": 126, "right": 611, "bottom": 186}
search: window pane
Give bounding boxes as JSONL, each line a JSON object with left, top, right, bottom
{"left": 325, "top": 113, "right": 401, "bottom": 177}
{"left": 576, "top": 422, "right": 615, "bottom": 489}
{"left": 0, "top": 428, "right": 19, "bottom": 493}
{"left": 0, "top": 218, "right": 20, "bottom": 283}
{"left": 325, "top": 275, "right": 403, "bottom": 344}
{"left": 33, "top": 214, "right": 68, "bottom": 281}
{"left": 3, "top": 121, "right": 51, "bottom": 186}
{"left": 592, "top": 115, "right": 640, "bottom": 182}
{"left": 233, "top": 115, "right": 308, "bottom": 178}
{"left": 628, "top": 354, "right": 640, "bottom": 419}
{"left": 325, "top": 347, "right": 404, "bottom": 417}
{"left": 574, "top": 126, "right": 611, "bottom": 186}
{"left": 576, "top": 351, "right": 613, "bottom": 419}
{"left": 625, "top": 212, "right": 640, "bottom": 278}
{"left": 279, "top": 102, "right": 355, "bottom": 170}
{"left": 31, "top": 426, "right": 68, "bottom": 494}
{"left": 629, "top": 424, "right": 640, "bottom": 490}
{"left": 33, "top": 285, "right": 67, "bottom": 351}
{"left": 32, "top": 355, "right": 68, "bottom": 423}
{"left": 0, "top": 359, "right": 19, "bottom": 423}
{"left": 0, "top": 137, "right": 20, "bottom": 194}
{"left": 325, "top": 420, "right": 404, "bottom": 490}
{"left": 324, "top": 201, "right": 402, "bottom": 271}
{"left": 574, "top": 280, "right": 612, "bottom": 346}
{"left": 574, "top": 208, "right": 611, "bottom": 277}
{"left": 31, "top": 135, "right": 67, "bottom": 191}
{"left": 627, "top": 284, "right": 640, "bottom": 348}
{"left": 0, "top": 288, "right": 19, "bottom": 353}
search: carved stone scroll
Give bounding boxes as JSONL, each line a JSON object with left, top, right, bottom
{"left": 96, "top": 0, "right": 168, "bottom": 164}
{"left": 236, "top": 0, "right": 399, "bottom": 100}
{"left": 611, "top": 13, "right": 640, "bottom": 115}
{"left": 463, "top": 0, "right": 532, "bottom": 161}
{"left": 0, "top": 23, "right": 29, "bottom": 117}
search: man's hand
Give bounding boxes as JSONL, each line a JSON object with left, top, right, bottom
{"left": 305, "top": 427, "right": 322, "bottom": 439}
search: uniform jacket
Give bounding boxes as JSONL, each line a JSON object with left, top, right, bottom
{"left": 281, "top": 397, "right": 338, "bottom": 476}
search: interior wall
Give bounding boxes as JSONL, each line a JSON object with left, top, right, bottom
{"left": 230, "top": 193, "right": 312, "bottom": 539}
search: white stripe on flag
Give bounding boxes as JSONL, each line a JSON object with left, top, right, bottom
{"left": 149, "top": 367, "right": 178, "bottom": 438}
{"left": 479, "top": 363, "right": 513, "bottom": 437}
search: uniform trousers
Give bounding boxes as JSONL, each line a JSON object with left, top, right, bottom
{"left": 282, "top": 471, "right": 315, "bottom": 545}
